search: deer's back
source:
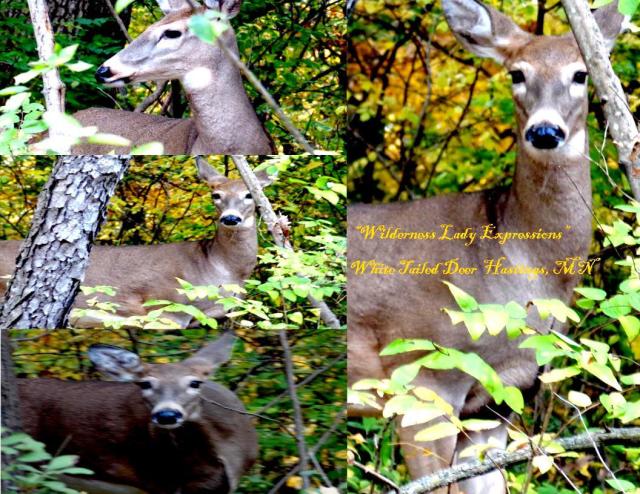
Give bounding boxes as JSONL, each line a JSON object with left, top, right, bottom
{"left": 72, "top": 108, "right": 197, "bottom": 154}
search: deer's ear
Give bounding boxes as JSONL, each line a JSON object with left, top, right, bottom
{"left": 203, "top": 0, "right": 242, "bottom": 18}
{"left": 156, "top": 0, "right": 190, "bottom": 14}
{"left": 592, "top": 0, "right": 627, "bottom": 52}
{"left": 255, "top": 170, "right": 277, "bottom": 187}
{"left": 442, "top": 0, "right": 531, "bottom": 64}
{"left": 196, "top": 158, "right": 227, "bottom": 187}
{"left": 184, "top": 332, "right": 236, "bottom": 376}
{"left": 88, "top": 344, "right": 144, "bottom": 382}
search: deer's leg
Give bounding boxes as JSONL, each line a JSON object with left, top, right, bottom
{"left": 452, "top": 423, "right": 509, "bottom": 494}
{"left": 396, "top": 373, "right": 470, "bottom": 494}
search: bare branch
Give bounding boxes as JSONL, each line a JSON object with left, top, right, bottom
{"left": 561, "top": 0, "right": 640, "bottom": 199}
{"left": 391, "top": 427, "right": 640, "bottom": 494}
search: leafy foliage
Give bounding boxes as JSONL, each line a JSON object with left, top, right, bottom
{"left": 1, "top": 428, "right": 93, "bottom": 494}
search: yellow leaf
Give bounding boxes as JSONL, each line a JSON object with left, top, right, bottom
{"left": 286, "top": 476, "right": 304, "bottom": 489}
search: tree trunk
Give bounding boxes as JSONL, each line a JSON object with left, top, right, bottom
{"left": 0, "top": 155, "right": 130, "bottom": 330}
{"left": 8, "top": 0, "right": 132, "bottom": 37}
{"left": 1, "top": 330, "right": 21, "bottom": 492}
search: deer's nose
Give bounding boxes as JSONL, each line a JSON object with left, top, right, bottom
{"left": 221, "top": 215, "right": 242, "bottom": 226}
{"left": 525, "top": 124, "right": 566, "bottom": 150}
{"left": 152, "top": 409, "right": 184, "bottom": 427}
{"left": 95, "top": 65, "right": 112, "bottom": 83}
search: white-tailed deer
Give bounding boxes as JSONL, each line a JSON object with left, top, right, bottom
{"left": 0, "top": 160, "right": 274, "bottom": 328}
{"left": 70, "top": 0, "right": 274, "bottom": 155}
{"left": 17, "top": 331, "right": 258, "bottom": 494}
{"left": 348, "top": 1, "right": 626, "bottom": 492}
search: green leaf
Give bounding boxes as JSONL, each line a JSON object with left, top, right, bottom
{"left": 533, "top": 299, "right": 580, "bottom": 323}
{"left": 380, "top": 339, "right": 435, "bottom": 356}
{"left": 574, "top": 286, "right": 606, "bottom": 301}
{"left": 383, "top": 395, "right": 419, "bottom": 418}
{"left": 0, "top": 85, "right": 28, "bottom": 96}
{"left": 619, "top": 315, "right": 640, "bottom": 341}
{"left": 568, "top": 390, "right": 592, "bottom": 407}
{"left": 414, "top": 421, "right": 460, "bottom": 442}
{"left": 443, "top": 281, "right": 478, "bottom": 311}
{"left": 463, "top": 312, "right": 486, "bottom": 339}
{"left": 86, "top": 133, "right": 131, "bottom": 147}
{"left": 400, "top": 403, "right": 446, "bottom": 427}
{"left": 583, "top": 362, "right": 621, "bottom": 391}
{"left": 460, "top": 419, "right": 501, "bottom": 431}
{"left": 66, "top": 61, "right": 93, "bottom": 72}
{"left": 619, "top": 0, "right": 640, "bottom": 16}
{"left": 390, "top": 362, "right": 421, "bottom": 386}
{"left": 605, "top": 477, "right": 637, "bottom": 492}
{"left": 55, "top": 44, "right": 79, "bottom": 65}
{"left": 48, "top": 455, "right": 78, "bottom": 471}
{"left": 532, "top": 454, "right": 554, "bottom": 474}
{"left": 503, "top": 386, "right": 524, "bottom": 414}
{"left": 288, "top": 311, "right": 303, "bottom": 325}
{"left": 600, "top": 294, "right": 632, "bottom": 318}
{"left": 3, "top": 92, "right": 29, "bottom": 111}
{"left": 539, "top": 366, "right": 581, "bottom": 384}
{"left": 131, "top": 142, "right": 165, "bottom": 154}
{"left": 114, "top": 0, "right": 136, "bottom": 13}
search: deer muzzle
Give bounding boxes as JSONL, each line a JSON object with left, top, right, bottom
{"left": 525, "top": 123, "right": 566, "bottom": 150}
{"left": 152, "top": 408, "right": 185, "bottom": 428}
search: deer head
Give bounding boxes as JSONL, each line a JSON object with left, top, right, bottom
{"left": 95, "top": 0, "right": 242, "bottom": 90}
{"left": 442, "top": 0, "right": 625, "bottom": 158}
{"left": 87, "top": 332, "right": 236, "bottom": 429}
{"left": 197, "top": 159, "right": 273, "bottom": 229}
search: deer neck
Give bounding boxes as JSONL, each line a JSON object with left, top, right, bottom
{"left": 181, "top": 35, "right": 264, "bottom": 153}
{"left": 201, "top": 221, "right": 258, "bottom": 278}
{"left": 502, "top": 133, "right": 592, "bottom": 256}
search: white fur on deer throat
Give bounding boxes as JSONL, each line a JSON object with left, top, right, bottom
{"left": 183, "top": 67, "right": 213, "bottom": 91}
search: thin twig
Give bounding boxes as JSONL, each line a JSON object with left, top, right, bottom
{"left": 102, "top": 0, "right": 133, "bottom": 42}
{"left": 279, "top": 328, "right": 310, "bottom": 489}
{"left": 135, "top": 81, "right": 168, "bottom": 113}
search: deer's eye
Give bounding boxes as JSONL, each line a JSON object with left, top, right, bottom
{"left": 212, "top": 193, "right": 221, "bottom": 200}
{"left": 189, "top": 380, "right": 203, "bottom": 389}
{"left": 245, "top": 193, "right": 253, "bottom": 200}
{"left": 136, "top": 381, "right": 153, "bottom": 390}
{"left": 509, "top": 70, "right": 525, "bottom": 84}
{"left": 572, "top": 71, "right": 588, "bottom": 84}
{"left": 163, "top": 29, "right": 182, "bottom": 39}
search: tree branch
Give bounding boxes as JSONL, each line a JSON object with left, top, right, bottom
{"left": 27, "top": 0, "right": 66, "bottom": 144}
{"left": 390, "top": 427, "right": 640, "bottom": 494}
{"left": 560, "top": 0, "right": 640, "bottom": 199}
{"left": 229, "top": 155, "right": 341, "bottom": 329}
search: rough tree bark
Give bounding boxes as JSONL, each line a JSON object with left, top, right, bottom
{"left": 0, "top": 155, "right": 130, "bottom": 329}
{"left": 561, "top": 0, "right": 640, "bottom": 199}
